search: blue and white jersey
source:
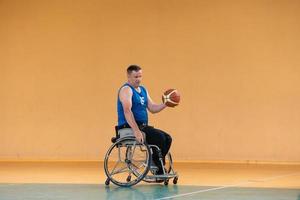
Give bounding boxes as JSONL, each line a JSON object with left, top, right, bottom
{"left": 117, "top": 83, "right": 148, "bottom": 126}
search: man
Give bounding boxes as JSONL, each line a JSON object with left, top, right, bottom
{"left": 117, "top": 65, "right": 172, "bottom": 175}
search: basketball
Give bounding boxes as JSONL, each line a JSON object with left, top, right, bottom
{"left": 162, "top": 89, "right": 180, "bottom": 107}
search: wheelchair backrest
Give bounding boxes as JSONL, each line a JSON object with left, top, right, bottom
{"left": 118, "top": 128, "right": 135, "bottom": 138}
{"left": 115, "top": 127, "right": 146, "bottom": 139}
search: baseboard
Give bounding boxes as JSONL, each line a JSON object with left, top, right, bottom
{"left": 0, "top": 159, "right": 299, "bottom": 165}
{"left": 174, "top": 160, "right": 300, "bottom": 166}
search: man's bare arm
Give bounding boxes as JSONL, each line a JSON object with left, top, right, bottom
{"left": 119, "top": 86, "right": 144, "bottom": 143}
{"left": 147, "top": 91, "right": 167, "bottom": 114}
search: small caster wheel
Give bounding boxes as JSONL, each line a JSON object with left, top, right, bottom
{"left": 164, "top": 179, "right": 169, "bottom": 186}
{"left": 173, "top": 177, "right": 178, "bottom": 184}
{"left": 126, "top": 175, "right": 131, "bottom": 182}
{"left": 105, "top": 178, "right": 110, "bottom": 185}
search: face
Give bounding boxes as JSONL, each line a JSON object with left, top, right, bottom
{"left": 127, "top": 70, "right": 142, "bottom": 88}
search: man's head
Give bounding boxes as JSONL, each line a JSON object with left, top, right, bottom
{"left": 127, "top": 65, "right": 142, "bottom": 88}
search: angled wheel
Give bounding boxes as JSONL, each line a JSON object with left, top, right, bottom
{"left": 173, "top": 176, "right": 178, "bottom": 184}
{"left": 143, "top": 151, "right": 173, "bottom": 183}
{"left": 104, "top": 137, "right": 150, "bottom": 187}
{"left": 165, "top": 152, "right": 173, "bottom": 173}
{"left": 105, "top": 178, "right": 110, "bottom": 185}
{"left": 164, "top": 179, "right": 169, "bottom": 185}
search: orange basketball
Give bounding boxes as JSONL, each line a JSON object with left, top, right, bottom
{"left": 162, "top": 89, "right": 180, "bottom": 107}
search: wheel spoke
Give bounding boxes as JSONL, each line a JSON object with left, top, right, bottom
{"left": 111, "top": 165, "right": 130, "bottom": 175}
{"left": 105, "top": 138, "right": 150, "bottom": 187}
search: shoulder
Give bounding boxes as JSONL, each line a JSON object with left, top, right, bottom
{"left": 140, "top": 85, "right": 147, "bottom": 89}
{"left": 119, "top": 85, "right": 133, "bottom": 96}
{"left": 140, "top": 86, "right": 149, "bottom": 96}
{"left": 140, "top": 85, "right": 148, "bottom": 92}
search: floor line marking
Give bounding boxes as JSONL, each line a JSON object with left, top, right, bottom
{"left": 154, "top": 172, "right": 300, "bottom": 200}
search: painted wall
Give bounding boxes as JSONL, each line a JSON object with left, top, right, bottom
{"left": 1, "top": 0, "right": 300, "bottom": 162}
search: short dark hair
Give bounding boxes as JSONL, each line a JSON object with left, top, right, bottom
{"left": 127, "top": 65, "right": 141, "bottom": 74}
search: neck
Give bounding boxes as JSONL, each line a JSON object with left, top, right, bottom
{"left": 127, "top": 82, "right": 139, "bottom": 89}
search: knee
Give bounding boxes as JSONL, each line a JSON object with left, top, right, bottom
{"left": 165, "top": 133, "right": 172, "bottom": 145}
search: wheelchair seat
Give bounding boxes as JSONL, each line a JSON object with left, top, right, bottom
{"left": 104, "top": 127, "right": 178, "bottom": 187}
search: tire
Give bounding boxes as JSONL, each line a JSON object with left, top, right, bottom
{"left": 104, "top": 137, "right": 150, "bottom": 187}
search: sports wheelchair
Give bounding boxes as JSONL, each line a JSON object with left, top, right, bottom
{"left": 104, "top": 127, "right": 178, "bottom": 187}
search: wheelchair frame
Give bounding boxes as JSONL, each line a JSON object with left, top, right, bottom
{"left": 104, "top": 127, "right": 178, "bottom": 187}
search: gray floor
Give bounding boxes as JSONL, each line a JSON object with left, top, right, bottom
{"left": 0, "top": 183, "right": 299, "bottom": 200}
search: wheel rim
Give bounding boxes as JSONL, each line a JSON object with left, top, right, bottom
{"left": 104, "top": 138, "right": 150, "bottom": 187}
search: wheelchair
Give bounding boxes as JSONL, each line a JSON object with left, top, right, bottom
{"left": 104, "top": 127, "right": 178, "bottom": 187}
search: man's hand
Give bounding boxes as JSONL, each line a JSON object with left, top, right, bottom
{"left": 134, "top": 130, "right": 144, "bottom": 143}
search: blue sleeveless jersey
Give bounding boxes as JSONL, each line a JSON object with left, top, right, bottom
{"left": 117, "top": 83, "right": 148, "bottom": 126}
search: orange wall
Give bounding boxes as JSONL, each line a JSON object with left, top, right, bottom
{"left": 1, "top": 0, "right": 300, "bottom": 162}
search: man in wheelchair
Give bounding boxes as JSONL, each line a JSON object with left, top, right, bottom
{"left": 117, "top": 65, "right": 172, "bottom": 174}
{"left": 104, "top": 65, "right": 178, "bottom": 186}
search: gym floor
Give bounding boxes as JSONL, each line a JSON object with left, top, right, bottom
{"left": 0, "top": 161, "right": 299, "bottom": 199}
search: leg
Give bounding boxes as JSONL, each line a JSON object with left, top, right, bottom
{"left": 162, "top": 133, "right": 172, "bottom": 164}
{"left": 141, "top": 126, "right": 172, "bottom": 173}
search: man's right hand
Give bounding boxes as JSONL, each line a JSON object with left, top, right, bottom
{"left": 134, "top": 130, "right": 144, "bottom": 143}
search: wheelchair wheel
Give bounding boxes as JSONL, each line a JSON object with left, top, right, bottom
{"left": 142, "top": 152, "right": 174, "bottom": 183}
{"left": 104, "top": 137, "right": 151, "bottom": 187}
{"left": 165, "top": 152, "right": 173, "bottom": 173}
